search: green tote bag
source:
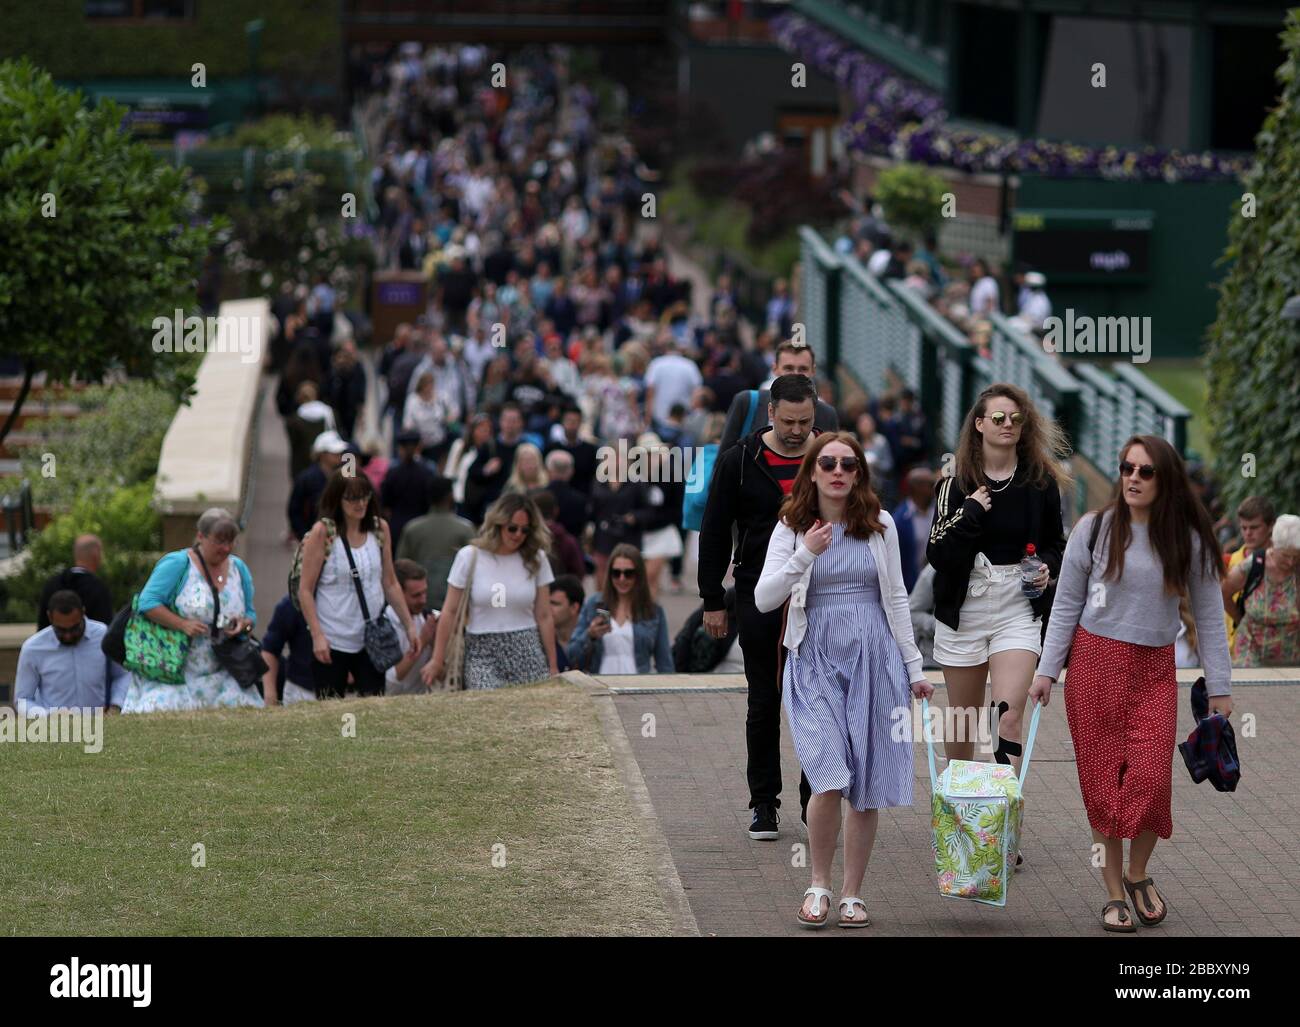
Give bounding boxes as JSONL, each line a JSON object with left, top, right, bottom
{"left": 122, "top": 592, "right": 191, "bottom": 685}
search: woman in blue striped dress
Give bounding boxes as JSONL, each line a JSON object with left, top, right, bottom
{"left": 756, "top": 432, "right": 933, "bottom": 928}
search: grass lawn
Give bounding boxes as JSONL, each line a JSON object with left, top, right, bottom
{"left": 0, "top": 683, "right": 674, "bottom": 936}
{"left": 1142, "top": 358, "right": 1213, "bottom": 462}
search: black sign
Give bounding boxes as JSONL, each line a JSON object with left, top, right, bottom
{"left": 1012, "top": 210, "right": 1153, "bottom": 284}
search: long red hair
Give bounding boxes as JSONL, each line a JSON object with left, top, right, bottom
{"left": 778, "top": 432, "right": 885, "bottom": 538}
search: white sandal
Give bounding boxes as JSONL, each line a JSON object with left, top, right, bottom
{"left": 838, "top": 896, "right": 870, "bottom": 928}
{"left": 797, "top": 887, "right": 833, "bottom": 928}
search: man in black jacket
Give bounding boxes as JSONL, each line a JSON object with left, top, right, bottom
{"left": 698, "top": 375, "right": 821, "bottom": 840}
{"left": 36, "top": 535, "right": 114, "bottom": 630}
{"left": 717, "top": 339, "right": 838, "bottom": 455}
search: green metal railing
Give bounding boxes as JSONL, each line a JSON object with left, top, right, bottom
{"left": 798, "top": 226, "right": 841, "bottom": 370}
{"left": 799, "top": 227, "right": 1194, "bottom": 473}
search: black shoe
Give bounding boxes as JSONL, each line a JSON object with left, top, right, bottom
{"left": 748, "top": 803, "right": 779, "bottom": 840}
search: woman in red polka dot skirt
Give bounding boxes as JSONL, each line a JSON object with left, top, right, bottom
{"left": 1030, "top": 436, "right": 1233, "bottom": 933}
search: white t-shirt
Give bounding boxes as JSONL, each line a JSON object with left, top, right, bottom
{"left": 599, "top": 617, "right": 638, "bottom": 675}
{"left": 385, "top": 608, "right": 430, "bottom": 695}
{"left": 644, "top": 354, "right": 703, "bottom": 425}
{"left": 971, "top": 276, "right": 1000, "bottom": 317}
{"left": 1019, "top": 291, "right": 1052, "bottom": 329}
{"left": 448, "top": 545, "right": 555, "bottom": 635}
{"left": 715, "top": 635, "right": 745, "bottom": 674}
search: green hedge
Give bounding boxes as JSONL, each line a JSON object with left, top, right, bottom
{"left": 5, "top": 379, "right": 177, "bottom": 623}
{"left": 0, "top": 1, "right": 340, "bottom": 83}
{"left": 16, "top": 380, "right": 182, "bottom": 512}
{"left": 3, "top": 481, "right": 162, "bottom": 623}
{"left": 1206, "top": 11, "right": 1300, "bottom": 513}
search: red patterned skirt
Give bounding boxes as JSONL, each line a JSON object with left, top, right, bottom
{"left": 1063, "top": 626, "right": 1177, "bottom": 840}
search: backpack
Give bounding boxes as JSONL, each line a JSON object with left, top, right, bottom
{"left": 681, "top": 389, "right": 759, "bottom": 532}
{"left": 288, "top": 517, "right": 385, "bottom": 611}
{"left": 1234, "top": 547, "right": 1268, "bottom": 624}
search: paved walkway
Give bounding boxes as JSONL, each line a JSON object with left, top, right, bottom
{"left": 243, "top": 377, "right": 295, "bottom": 629}
{"left": 603, "top": 677, "right": 1300, "bottom": 937}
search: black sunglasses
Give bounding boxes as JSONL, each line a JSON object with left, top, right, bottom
{"left": 1119, "top": 460, "right": 1156, "bottom": 481}
{"left": 817, "top": 455, "right": 859, "bottom": 473}
{"left": 985, "top": 411, "right": 1024, "bottom": 426}
{"left": 610, "top": 567, "right": 638, "bottom": 579}
{"left": 503, "top": 523, "right": 530, "bottom": 535}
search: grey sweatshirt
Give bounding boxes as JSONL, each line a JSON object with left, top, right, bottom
{"left": 1037, "top": 511, "right": 1232, "bottom": 696}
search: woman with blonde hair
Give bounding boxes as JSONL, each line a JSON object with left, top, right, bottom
{"left": 927, "top": 382, "right": 1070, "bottom": 858}
{"left": 756, "top": 432, "right": 932, "bottom": 927}
{"left": 505, "top": 442, "right": 549, "bottom": 494}
{"left": 423, "top": 492, "right": 558, "bottom": 691}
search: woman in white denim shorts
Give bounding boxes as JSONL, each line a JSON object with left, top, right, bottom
{"left": 926, "top": 384, "right": 1070, "bottom": 802}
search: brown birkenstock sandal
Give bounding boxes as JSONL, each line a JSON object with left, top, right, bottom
{"left": 1123, "top": 876, "right": 1168, "bottom": 927}
{"left": 1102, "top": 899, "right": 1137, "bottom": 933}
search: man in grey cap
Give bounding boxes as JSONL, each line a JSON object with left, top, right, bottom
{"left": 287, "top": 430, "right": 347, "bottom": 541}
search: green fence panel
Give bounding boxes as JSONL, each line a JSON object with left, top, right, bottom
{"left": 797, "top": 227, "right": 1193, "bottom": 468}
{"left": 1111, "top": 363, "right": 1191, "bottom": 456}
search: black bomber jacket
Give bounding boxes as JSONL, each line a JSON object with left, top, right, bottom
{"left": 926, "top": 470, "right": 1066, "bottom": 631}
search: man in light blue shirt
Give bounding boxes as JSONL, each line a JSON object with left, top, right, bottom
{"left": 14, "top": 591, "right": 126, "bottom": 715}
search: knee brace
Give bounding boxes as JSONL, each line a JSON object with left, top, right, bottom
{"left": 991, "top": 701, "right": 1022, "bottom": 765}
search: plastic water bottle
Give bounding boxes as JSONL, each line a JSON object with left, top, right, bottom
{"left": 1020, "top": 544, "right": 1045, "bottom": 599}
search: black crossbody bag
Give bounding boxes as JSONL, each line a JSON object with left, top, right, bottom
{"left": 195, "top": 548, "right": 269, "bottom": 689}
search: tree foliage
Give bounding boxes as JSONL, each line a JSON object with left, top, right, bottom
{"left": 16, "top": 379, "right": 181, "bottom": 511}
{"left": 220, "top": 165, "right": 375, "bottom": 301}
{"left": 873, "top": 163, "right": 947, "bottom": 241}
{"left": 0, "top": 59, "right": 220, "bottom": 441}
{"left": 2, "top": 480, "right": 162, "bottom": 623}
{"left": 1205, "top": 12, "right": 1300, "bottom": 513}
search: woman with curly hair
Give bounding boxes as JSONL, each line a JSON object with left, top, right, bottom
{"left": 756, "top": 432, "right": 933, "bottom": 929}
{"left": 927, "top": 383, "right": 1070, "bottom": 800}
{"left": 423, "top": 492, "right": 559, "bottom": 691}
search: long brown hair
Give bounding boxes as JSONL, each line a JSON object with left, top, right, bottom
{"left": 318, "top": 470, "right": 380, "bottom": 533}
{"left": 473, "top": 492, "right": 552, "bottom": 576}
{"left": 779, "top": 432, "right": 885, "bottom": 538}
{"left": 1098, "top": 435, "right": 1223, "bottom": 594}
{"left": 954, "top": 383, "right": 1073, "bottom": 493}
{"left": 602, "top": 543, "right": 657, "bottom": 622}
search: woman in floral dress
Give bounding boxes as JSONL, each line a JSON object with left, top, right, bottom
{"left": 123, "top": 508, "right": 263, "bottom": 713}
{"left": 1227, "top": 513, "right": 1300, "bottom": 667}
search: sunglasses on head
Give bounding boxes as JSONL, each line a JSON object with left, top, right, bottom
{"left": 984, "top": 411, "right": 1024, "bottom": 426}
{"left": 610, "top": 567, "right": 637, "bottom": 579}
{"left": 816, "top": 455, "right": 859, "bottom": 473}
{"left": 1119, "top": 460, "right": 1156, "bottom": 481}
{"left": 503, "top": 523, "right": 530, "bottom": 535}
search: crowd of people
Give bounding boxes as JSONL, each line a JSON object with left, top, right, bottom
{"left": 829, "top": 201, "right": 1055, "bottom": 353}
{"left": 11, "top": 41, "right": 1298, "bottom": 934}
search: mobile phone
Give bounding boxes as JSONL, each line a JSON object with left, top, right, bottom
{"left": 596, "top": 607, "right": 611, "bottom": 622}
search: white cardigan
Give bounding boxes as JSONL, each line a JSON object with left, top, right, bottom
{"left": 754, "top": 511, "right": 925, "bottom": 683}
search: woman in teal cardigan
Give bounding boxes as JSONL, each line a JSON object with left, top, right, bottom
{"left": 122, "top": 508, "right": 263, "bottom": 713}
{"left": 568, "top": 545, "right": 674, "bottom": 675}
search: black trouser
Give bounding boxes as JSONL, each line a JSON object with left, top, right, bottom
{"left": 311, "top": 648, "right": 385, "bottom": 698}
{"left": 736, "top": 586, "right": 811, "bottom": 814}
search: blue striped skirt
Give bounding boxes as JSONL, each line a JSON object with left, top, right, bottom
{"left": 783, "top": 591, "right": 914, "bottom": 811}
